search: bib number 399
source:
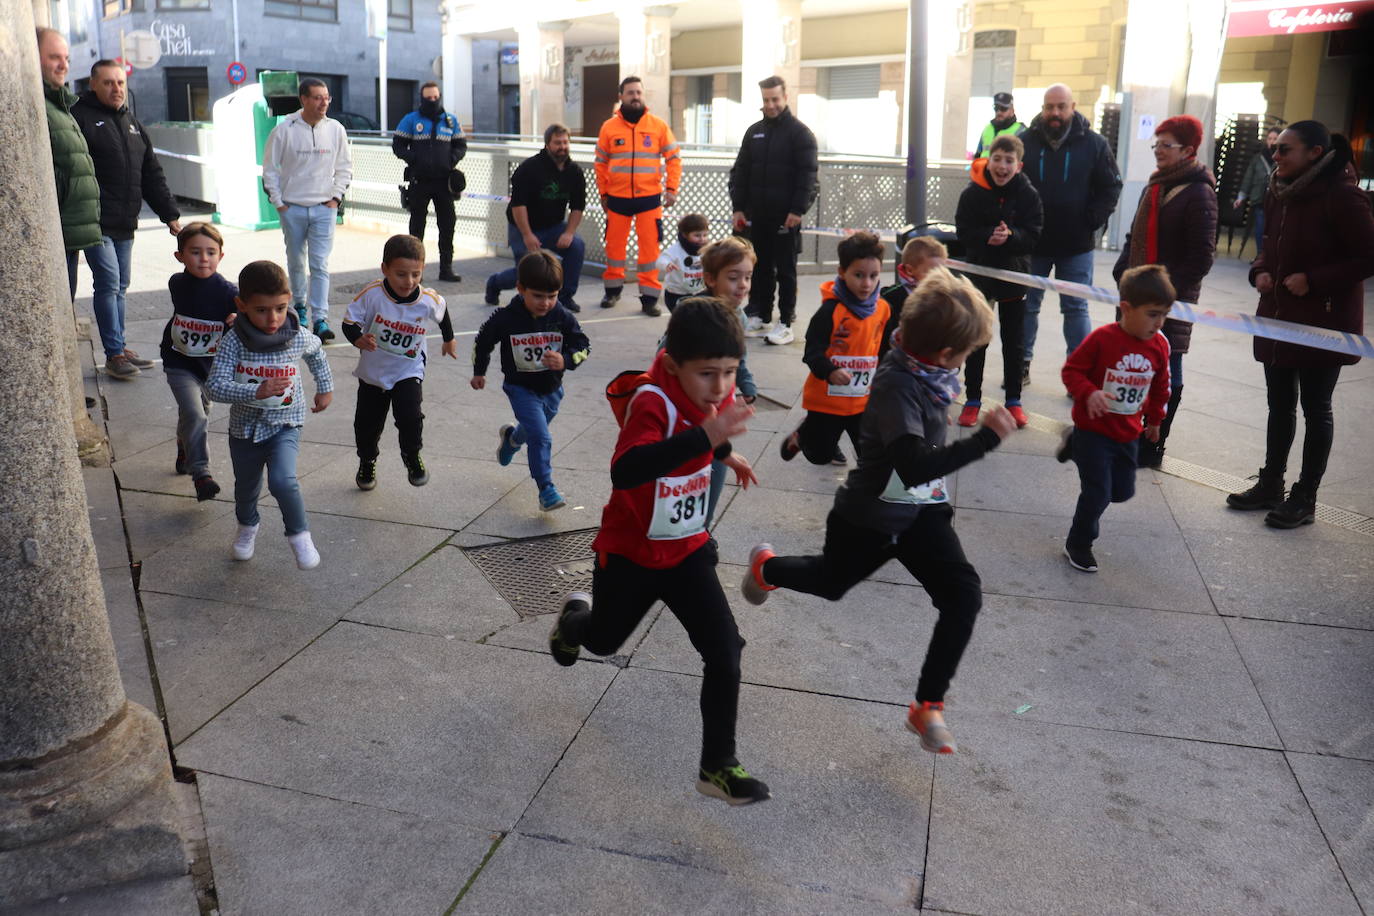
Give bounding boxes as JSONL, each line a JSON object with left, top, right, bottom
{"left": 647, "top": 467, "right": 712, "bottom": 540}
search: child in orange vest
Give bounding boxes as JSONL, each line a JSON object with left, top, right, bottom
{"left": 780, "top": 231, "right": 899, "bottom": 466}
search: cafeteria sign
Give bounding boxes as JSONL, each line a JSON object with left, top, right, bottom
{"left": 1227, "top": 0, "right": 1374, "bottom": 36}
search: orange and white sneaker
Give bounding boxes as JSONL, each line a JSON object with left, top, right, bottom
{"left": 905, "top": 700, "right": 957, "bottom": 754}
{"left": 957, "top": 404, "right": 980, "bottom": 427}
{"left": 1006, "top": 405, "right": 1029, "bottom": 428}
{"left": 741, "top": 543, "right": 777, "bottom": 606}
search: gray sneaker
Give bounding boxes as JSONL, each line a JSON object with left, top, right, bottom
{"left": 122, "top": 348, "right": 155, "bottom": 369}
{"left": 105, "top": 354, "right": 140, "bottom": 379}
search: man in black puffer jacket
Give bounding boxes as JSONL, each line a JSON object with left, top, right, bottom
{"left": 729, "top": 75, "right": 818, "bottom": 347}
{"left": 1017, "top": 84, "right": 1122, "bottom": 384}
{"left": 71, "top": 60, "right": 181, "bottom": 380}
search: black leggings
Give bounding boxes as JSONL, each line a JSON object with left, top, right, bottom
{"left": 355, "top": 378, "right": 425, "bottom": 460}
{"left": 797, "top": 410, "right": 863, "bottom": 464}
{"left": 1263, "top": 365, "right": 1341, "bottom": 488}
{"left": 964, "top": 297, "right": 1026, "bottom": 403}
{"left": 560, "top": 542, "right": 744, "bottom": 770}
{"left": 762, "top": 506, "right": 981, "bottom": 703}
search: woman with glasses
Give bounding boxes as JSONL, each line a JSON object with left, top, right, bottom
{"left": 1227, "top": 120, "right": 1374, "bottom": 528}
{"left": 1236, "top": 127, "right": 1281, "bottom": 254}
{"left": 1112, "top": 115, "right": 1218, "bottom": 468}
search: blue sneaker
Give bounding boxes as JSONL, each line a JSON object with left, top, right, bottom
{"left": 496, "top": 424, "right": 520, "bottom": 466}
{"left": 313, "top": 318, "right": 335, "bottom": 342}
{"left": 538, "top": 483, "right": 566, "bottom": 512}
{"left": 294, "top": 303, "right": 308, "bottom": 327}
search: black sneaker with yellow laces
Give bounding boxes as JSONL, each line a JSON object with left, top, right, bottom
{"left": 696, "top": 761, "right": 771, "bottom": 806}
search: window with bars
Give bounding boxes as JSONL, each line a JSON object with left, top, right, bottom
{"left": 388, "top": 0, "right": 412, "bottom": 31}
{"left": 264, "top": 0, "right": 336, "bottom": 22}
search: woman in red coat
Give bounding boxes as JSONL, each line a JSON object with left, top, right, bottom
{"left": 1113, "top": 114, "right": 1218, "bottom": 467}
{"left": 1227, "top": 120, "right": 1374, "bottom": 528}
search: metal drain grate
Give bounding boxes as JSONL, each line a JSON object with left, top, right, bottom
{"left": 970, "top": 399, "right": 1374, "bottom": 538}
{"left": 463, "top": 529, "right": 599, "bottom": 618}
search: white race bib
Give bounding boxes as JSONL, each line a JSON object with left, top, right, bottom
{"left": 170, "top": 314, "right": 224, "bottom": 357}
{"left": 1102, "top": 367, "right": 1153, "bottom": 415}
{"left": 879, "top": 471, "right": 949, "bottom": 505}
{"left": 510, "top": 331, "right": 563, "bottom": 372}
{"left": 647, "top": 466, "right": 712, "bottom": 540}
{"left": 827, "top": 355, "right": 879, "bottom": 397}
{"left": 234, "top": 362, "right": 297, "bottom": 410}
{"left": 370, "top": 314, "right": 426, "bottom": 359}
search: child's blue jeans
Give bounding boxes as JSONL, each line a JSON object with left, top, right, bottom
{"left": 229, "top": 427, "right": 307, "bottom": 535}
{"left": 504, "top": 383, "right": 564, "bottom": 488}
{"left": 1067, "top": 427, "right": 1137, "bottom": 549}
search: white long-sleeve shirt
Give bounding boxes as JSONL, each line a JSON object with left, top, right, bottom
{"left": 261, "top": 112, "right": 353, "bottom": 208}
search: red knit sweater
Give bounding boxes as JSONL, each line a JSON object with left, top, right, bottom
{"left": 1062, "top": 323, "right": 1171, "bottom": 443}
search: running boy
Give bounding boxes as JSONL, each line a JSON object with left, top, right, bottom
{"left": 548, "top": 297, "right": 768, "bottom": 805}
{"left": 473, "top": 251, "right": 590, "bottom": 512}
{"left": 657, "top": 213, "right": 709, "bottom": 312}
{"left": 207, "top": 261, "right": 333, "bottom": 569}
{"left": 699, "top": 237, "right": 759, "bottom": 526}
{"left": 160, "top": 222, "right": 238, "bottom": 502}
{"left": 342, "top": 234, "right": 456, "bottom": 490}
{"left": 955, "top": 133, "right": 1043, "bottom": 428}
{"left": 880, "top": 234, "right": 947, "bottom": 314}
{"left": 780, "top": 231, "right": 898, "bottom": 466}
{"left": 743, "top": 268, "right": 1016, "bottom": 755}
{"left": 1057, "top": 264, "right": 1172, "bottom": 573}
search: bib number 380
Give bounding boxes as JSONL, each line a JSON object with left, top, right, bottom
{"left": 647, "top": 467, "right": 712, "bottom": 540}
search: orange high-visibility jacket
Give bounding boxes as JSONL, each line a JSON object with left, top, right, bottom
{"left": 594, "top": 108, "right": 682, "bottom": 201}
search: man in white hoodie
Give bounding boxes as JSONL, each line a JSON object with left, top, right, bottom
{"left": 262, "top": 77, "right": 353, "bottom": 341}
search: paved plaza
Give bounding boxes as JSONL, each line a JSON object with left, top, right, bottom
{"left": 11, "top": 208, "right": 1372, "bottom": 915}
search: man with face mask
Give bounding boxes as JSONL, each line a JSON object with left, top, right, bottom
{"left": 71, "top": 59, "right": 182, "bottom": 380}
{"left": 393, "top": 82, "right": 468, "bottom": 283}
{"left": 729, "top": 75, "right": 819, "bottom": 346}
{"left": 593, "top": 75, "right": 682, "bottom": 316}
{"left": 1017, "top": 83, "right": 1122, "bottom": 387}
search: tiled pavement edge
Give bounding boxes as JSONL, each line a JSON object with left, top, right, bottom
{"left": 12, "top": 208, "right": 1370, "bottom": 915}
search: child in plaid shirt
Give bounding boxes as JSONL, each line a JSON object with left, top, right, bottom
{"left": 208, "top": 261, "right": 334, "bottom": 569}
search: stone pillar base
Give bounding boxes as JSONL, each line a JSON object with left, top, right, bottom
{"left": 0, "top": 703, "right": 187, "bottom": 908}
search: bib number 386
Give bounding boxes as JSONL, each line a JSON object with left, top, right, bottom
{"left": 647, "top": 467, "right": 712, "bottom": 540}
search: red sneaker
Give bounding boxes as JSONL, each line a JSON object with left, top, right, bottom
{"left": 1007, "top": 405, "right": 1029, "bottom": 428}
{"left": 905, "top": 700, "right": 957, "bottom": 754}
{"left": 957, "top": 404, "right": 980, "bottom": 427}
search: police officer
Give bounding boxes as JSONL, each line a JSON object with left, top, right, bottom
{"left": 393, "top": 81, "right": 467, "bottom": 283}
{"left": 973, "top": 92, "right": 1024, "bottom": 159}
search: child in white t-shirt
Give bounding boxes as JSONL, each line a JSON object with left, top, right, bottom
{"left": 657, "top": 213, "right": 709, "bottom": 312}
{"left": 342, "top": 234, "right": 456, "bottom": 490}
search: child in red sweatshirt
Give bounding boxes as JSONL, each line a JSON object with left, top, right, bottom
{"left": 1058, "top": 264, "right": 1174, "bottom": 572}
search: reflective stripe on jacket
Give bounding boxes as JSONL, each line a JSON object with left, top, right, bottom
{"left": 594, "top": 109, "right": 681, "bottom": 201}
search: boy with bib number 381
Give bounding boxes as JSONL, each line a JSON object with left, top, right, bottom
{"left": 1057, "top": 264, "right": 1173, "bottom": 574}
{"left": 472, "top": 251, "right": 591, "bottom": 512}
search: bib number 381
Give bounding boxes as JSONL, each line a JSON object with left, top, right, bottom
{"left": 647, "top": 467, "right": 712, "bottom": 540}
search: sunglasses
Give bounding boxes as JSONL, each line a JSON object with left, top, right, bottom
{"left": 994, "top": 105, "right": 1010, "bottom": 112}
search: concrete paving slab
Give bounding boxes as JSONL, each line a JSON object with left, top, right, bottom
{"left": 100, "top": 567, "right": 158, "bottom": 716}
{"left": 137, "top": 507, "right": 450, "bottom": 615}
{"left": 955, "top": 450, "right": 1175, "bottom": 525}
{"left": 198, "top": 774, "right": 494, "bottom": 916}
{"left": 956, "top": 508, "right": 1217, "bottom": 614}
{"left": 116, "top": 489, "right": 235, "bottom": 564}
{"left": 1184, "top": 527, "right": 1374, "bottom": 629}
{"left": 84, "top": 466, "right": 131, "bottom": 571}
{"left": 1286, "top": 753, "right": 1374, "bottom": 909}
{"left": 1, "top": 875, "right": 198, "bottom": 916}
{"left": 464, "top": 467, "right": 610, "bottom": 538}
{"left": 113, "top": 433, "right": 352, "bottom": 503}
{"left": 921, "top": 713, "right": 1360, "bottom": 915}
{"left": 517, "top": 667, "right": 930, "bottom": 907}
{"left": 176, "top": 623, "right": 617, "bottom": 827}
{"left": 138, "top": 593, "right": 334, "bottom": 745}
{"left": 457, "top": 831, "right": 917, "bottom": 915}
{"left": 104, "top": 416, "right": 178, "bottom": 464}
{"left": 346, "top": 544, "right": 520, "bottom": 640}
{"left": 1229, "top": 619, "right": 1374, "bottom": 760}
{"left": 707, "top": 484, "right": 835, "bottom": 568}
{"left": 1154, "top": 473, "right": 1372, "bottom": 545}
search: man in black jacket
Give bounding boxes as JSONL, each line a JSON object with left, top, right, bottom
{"left": 71, "top": 60, "right": 181, "bottom": 380}
{"left": 1017, "top": 83, "right": 1122, "bottom": 384}
{"left": 729, "top": 75, "right": 818, "bottom": 346}
{"left": 392, "top": 81, "right": 467, "bottom": 282}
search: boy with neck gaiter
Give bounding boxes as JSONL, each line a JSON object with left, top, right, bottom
{"left": 342, "top": 234, "right": 456, "bottom": 490}
{"left": 743, "top": 268, "right": 1018, "bottom": 756}
{"left": 780, "top": 231, "right": 899, "bottom": 467}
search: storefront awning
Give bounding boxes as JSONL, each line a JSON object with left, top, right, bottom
{"left": 1227, "top": 0, "right": 1374, "bottom": 36}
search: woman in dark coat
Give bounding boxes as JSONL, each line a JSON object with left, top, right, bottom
{"left": 1226, "top": 120, "right": 1374, "bottom": 528}
{"left": 1113, "top": 114, "right": 1218, "bottom": 467}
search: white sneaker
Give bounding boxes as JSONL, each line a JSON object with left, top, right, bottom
{"left": 765, "top": 323, "right": 795, "bottom": 345}
{"left": 231, "top": 524, "right": 259, "bottom": 561}
{"left": 743, "top": 316, "right": 771, "bottom": 338}
{"left": 287, "top": 531, "right": 321, "bottom": 570}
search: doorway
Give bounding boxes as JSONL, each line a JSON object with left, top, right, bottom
{"left": 581, "top": 64, "right": 619, "bottom": 137}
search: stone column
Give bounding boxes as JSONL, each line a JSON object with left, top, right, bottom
{"left": 0, "top": 1, "right": 185, "bottom": 906}
{"left": 518, "top": 20, "right": 569, "bottom": 137}
{"left": 740, "top": 0, "right": 801, "bottom": 104}
{"left": 617, "top": 4, "right": 674, "bottom": 118}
